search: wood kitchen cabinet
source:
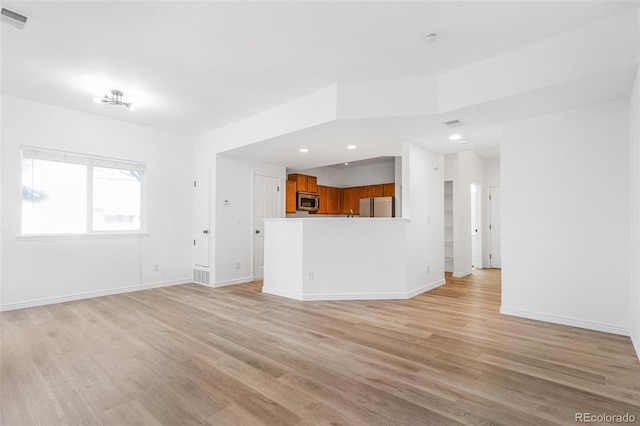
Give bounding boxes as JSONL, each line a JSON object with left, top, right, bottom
{"left": 327, "top": 187, "right": 340, "bottom": 214}
{"left": 287, "top": 174, "right": 307, "bottom": 192}
{"left": 307, "top": 176, "right": 318, "bottom": 193}
{"left": 287, "top": 174, "right": 318, "bottom": 193}
{"left": 357, "top": 186, "right": 369, "bottom": 210}
{"left": 286, "top": 180, "right": 297, "bottom": 213}
{"left": 315, "top": 186, "right": 341, "bottom": 215}
{"left": 288, "top": 177, "right": 394, "bottom": 215}
{"left": 341, "top": 187, "right": 358, "bottom": 215}
{"left": 317, "top": 185, "right": 328, "bottom": 214}
{"left": 369, "top": 184, "right": 384, "bottom": 198}
{"left": 382, "top": 183, "right": 395, "bottom": 197}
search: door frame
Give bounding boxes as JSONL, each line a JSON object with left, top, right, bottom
{"left": 252, "top": 173, "right": 281, "bottom": 280}
{"left": 470, "top": 182, "right": 483, "bottom": 269}
{"left": 488, "top": 185, "right": 501, "bottom": 268}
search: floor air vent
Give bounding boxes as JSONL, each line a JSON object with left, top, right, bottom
{"left": 193, "top": 269, "right": 210, "bottom": 285}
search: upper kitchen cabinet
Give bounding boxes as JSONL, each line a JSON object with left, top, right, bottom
{"left": 357, "top": 186, "right": 370, "bottom": 202}
{"left": 287, "top": 173, "right": 317, "bottom": 193}
{"left": 307, "top": 176, "right": 317, "bottom": 193}
{"left": 369, "top": 184, "right": 383, "bottom": 198}
{"left": 288, "top": 174, "right": 307, "bottom": 192}
{"left": 382, "top": 183, "right": 395, "bottom": 197}
{"left": 316, "top": 185, "right": 342, "bottom": 215}
{"left": 286, "top": 180, "right": 297, "bottom": 213}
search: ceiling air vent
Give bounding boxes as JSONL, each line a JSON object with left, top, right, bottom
{"left": 1, "top": 8, "right": 28, "bottom": 29}
{"left": 444, "top": 119, "right": 465, "bottom": 128}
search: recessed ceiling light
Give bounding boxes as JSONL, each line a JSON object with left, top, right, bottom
{"left": 347, "top": 145, "right": 357, "bottom": 150}
{"left": 344, "top": 163, "right": 349, "bottom": 166}
{"left": 458, "top": 140, "right": 469, "bottom": 145}
{"left": 448, "top": 134, "right": 461, "bottom": 141}
{"left": 299, "top": 148, "right": 308, "bottom": 153}
{"left": 424, "top": 33, "right": 438, "bottom": 44}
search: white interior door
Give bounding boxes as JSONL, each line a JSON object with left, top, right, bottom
{"left": 489, "top": 186, "right": 501, "bottom": 268}
{"left": 254, "top": 174, "right": 279, "bottom": 279}
{"left": 194, "top": 169, "right": 210, "bottom": 268}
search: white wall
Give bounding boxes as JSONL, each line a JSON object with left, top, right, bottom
{"left": 501, "top": 99, "right": 631, "bottom": 334}
{"left": 215, "top": 154, "right": 286, "bottom": 286}
{"left": 483, "top": 158, "right": 501, "bottom": 268}
{"left": 1, "top": 95, "right": 194, "bottom": 310}
{"left": 290, "top": 159, "right": 395, "bottom": 188}
{"left": 630, "top": 64, "right": 640, "bottom": 359}
{"left": 402, "top": 143, "right": 445, "bottom": 293}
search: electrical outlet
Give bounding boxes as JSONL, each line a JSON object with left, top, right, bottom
{"left": 154, "top": 264, "right": 160, "bottom": 272}
{"left": 235, "top": 261, "right": 240, "bottom": 269}
{"left": 307, "top": 272, "right": 314, "bottom": 280}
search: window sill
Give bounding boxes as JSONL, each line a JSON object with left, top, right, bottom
{"left": 15, "top": 232, "right": 150, "bottom": 241}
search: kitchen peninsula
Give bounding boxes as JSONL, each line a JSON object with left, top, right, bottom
{"left": 263, "top": 217, "right": 442, "bottom": 301}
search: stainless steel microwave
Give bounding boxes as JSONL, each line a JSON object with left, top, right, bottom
{"left": 297, "top": 191, "right": 319, "bottom": 212}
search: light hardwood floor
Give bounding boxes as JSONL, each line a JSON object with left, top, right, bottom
{"left": 2, "top": 269, "right": 639, "bottom": 425}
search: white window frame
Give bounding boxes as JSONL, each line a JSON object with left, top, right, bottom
{"left": 20, "top": 146, "right": 147, "bottom": 237}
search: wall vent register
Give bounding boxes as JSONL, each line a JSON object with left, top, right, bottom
{"left": 1, "top": 8, "right": 28, "bottom": 29}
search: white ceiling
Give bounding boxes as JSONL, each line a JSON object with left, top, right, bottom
{"left": 2, "top": 0, "right": 638, "bottom": 138}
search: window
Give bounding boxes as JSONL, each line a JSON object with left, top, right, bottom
{"left": 21, "top": 147, "right": 145, "bottom": 235}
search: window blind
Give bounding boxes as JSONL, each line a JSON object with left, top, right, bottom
{"left": 21, "top": 146, "right": 146, "bottom": 173}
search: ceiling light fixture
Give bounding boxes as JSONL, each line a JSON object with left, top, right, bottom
{"left": 448, "top": 134, "right": 461, "bottom": 141}
{"left": 344, "top": 163, "right": 349, "bottom": 166}
{"left": 299, "top": 148, "right": 309, "bottom": 153}
{"left": 458, "top": 140, "right": 469, "bottom": 145}
{"left": 347, "top": 145, "right": 357, "bottom": 150}
{"left": 93, "top": 89, "right": 135, "bottom": 111}
{"left": 424, "top": 33, "right": 438, "bottom": 44}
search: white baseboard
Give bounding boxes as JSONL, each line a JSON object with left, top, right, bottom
{"left": 142, "top": 279, "right": 192, "bottom": 290}
{"left": 0, "top": 279, "right": 192, "bottom": 312}
{"left": 214, "top": 276, "right": 254, "bottom": 288}
{"left": 262, "top": 287, "right": 304, "bottom": 300}
{"left": 406, "top": 278, "right": 447, "bottom": 298}
{"left": 264, "top": 278, "right": 446, "bottom": 302}
{"left": 453, "top": 269, "right": 472, "bottom": 278}
{"left": 500, "top": 306, "right": 631, "bottom": 336}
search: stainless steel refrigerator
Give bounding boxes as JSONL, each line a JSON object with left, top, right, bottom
{"left": 359, "top": 196, "right": 395, "bottom": 217}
